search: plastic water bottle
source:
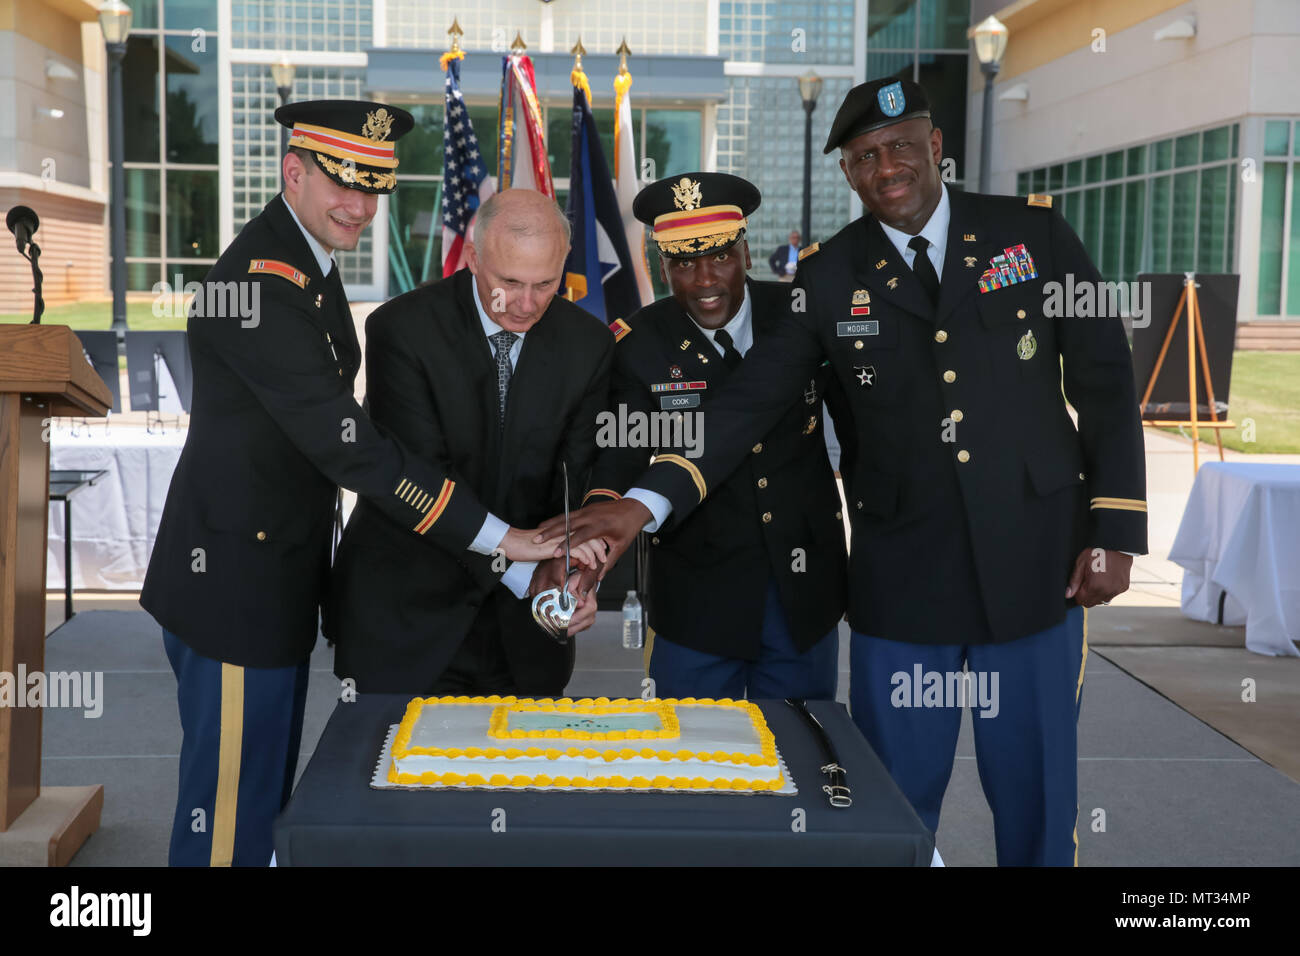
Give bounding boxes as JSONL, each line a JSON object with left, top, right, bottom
{"left": 622, "top": 590, "right": 643, "bottom": 649}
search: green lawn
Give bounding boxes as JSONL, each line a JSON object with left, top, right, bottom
{"left": 1171, "top": 351, "right": 1300, "bottom": 455}
{"left": 0, "top": 299, "right": 186, "bottom": 331}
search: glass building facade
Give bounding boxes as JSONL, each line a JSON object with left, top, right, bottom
{"left": 115, "top": 0, "right": 975, "bottom": 298}
{"left": 1258, "top": 119, "right": 1300, "bottom": 317}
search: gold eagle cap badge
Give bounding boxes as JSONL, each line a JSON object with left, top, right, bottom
{"left": 362, "top": 108, "right": 395, "bottom": 142}
{"left": 671, "top": 177, "right": 702, "bottom": 211}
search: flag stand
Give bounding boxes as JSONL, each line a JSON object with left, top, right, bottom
{"left": 1138, "top": 272, "right": 1234, "bottom": 473}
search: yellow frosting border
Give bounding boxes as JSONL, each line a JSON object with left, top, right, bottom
{"left": 389, "top": 696, "right": 781, "bottom": 788}
{"left": 486, "top": 698, "right": 680, "bottom": 741}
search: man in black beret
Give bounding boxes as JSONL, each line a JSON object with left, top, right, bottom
{"left": 570, "top": 173, "right": 848, "bottom": 700}
{"left": 142, "top": 100, "right": 571, "bottom": 866}
{"left": 541, "top": 76, "right": 1148, "bottom": 866}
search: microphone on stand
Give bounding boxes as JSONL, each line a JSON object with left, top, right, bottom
{"left": 6, "top": 204, "right": 44, "bottom": 324}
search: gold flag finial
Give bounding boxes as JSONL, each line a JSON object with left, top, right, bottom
{"left": 571, "top": 37, "right": 587, "bottom": 69}
{"left": 511, "top": 31, "right": 527, "bottom": 54}
{"left": 448, "top": 17, "right": 463, "bottom": 53}
{"left": 616, "top": 37, "right": 632, "bottom": 75}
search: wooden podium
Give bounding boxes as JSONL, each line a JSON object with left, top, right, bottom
{"left": 0, "top": 325, "right": 112, "bottom": 865}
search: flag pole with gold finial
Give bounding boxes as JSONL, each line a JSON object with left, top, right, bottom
{"left": 570, "top": 37, "right": 591, "bottom": 105}
{"left": 440, "top": 17, "right": 464, "bottom": 71}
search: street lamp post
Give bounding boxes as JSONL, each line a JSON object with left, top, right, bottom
{"left": 99, "top": 0, "right": 132, "bottom": 335}
{"left": 797, "top": 70, "right": 823, "bottom": 247}
{"left": 972, "top": 15, "right": 1009, "bottom": 194}
{"left": 271, "top": 58, "right": 296, "bottom": 165}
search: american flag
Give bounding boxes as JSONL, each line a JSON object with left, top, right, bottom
{"left": 441, "top": 58, "right": 494, "bottom": 277}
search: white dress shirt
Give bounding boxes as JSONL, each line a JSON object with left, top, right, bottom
{"left": 282, "top": 194, "right": 336, "bottom": 277}
{"left": 877, "top": 183, "right": 951, "bottom": 277}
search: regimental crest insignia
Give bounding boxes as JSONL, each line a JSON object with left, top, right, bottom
{"left": 670, "top": 365, "right": 683, "bottom": 379}
{"left": 854, "top": 365, "right": 876, "bottom": 389}
{"left": 852, "top": 289, "right": 870, "bottom": 305}
{"left": 362, "top": 108, "right": 395, "bottom": 142}
{"left": 803, "top": 415, "right": 818, "bottom": 434}
{"left": 671, "top": 176, "right": 702, "bottom": 211}
{"left": 887, "top": 276, "right": 900, "bottom": 290}
{"left": 1017, "top": 329, "right": 1038, "bottom": 361}
{"left": 877, "top": 81, "right": 906, "bottom": 117}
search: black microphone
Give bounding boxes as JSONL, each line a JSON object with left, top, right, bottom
{"left": 6, "top": 204, "right": 39, "bottom": 254}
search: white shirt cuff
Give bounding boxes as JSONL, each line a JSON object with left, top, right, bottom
{"left": 469, "top": 513, "right": 509, "bottom": 556}
{"left": 501, "top": 560, "right": 536, "bottom": 599}
{"left": 624, "top": 488, "right": 672, "bottom": 533}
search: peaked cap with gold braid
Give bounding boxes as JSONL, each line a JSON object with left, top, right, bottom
{"left": 275, "top": 99, "right": 415, "bottom": 194}
{"left": 633, "top": 172, "right": 761, "bottom": 258}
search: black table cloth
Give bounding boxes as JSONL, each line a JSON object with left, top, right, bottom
{"left": 274, "top": 695, "right": 933, "bottom": 866}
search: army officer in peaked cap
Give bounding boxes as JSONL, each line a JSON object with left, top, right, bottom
{"left": 541, "top": 77, "right": 1148, "bottom": 866}
{"left": 141, "top": 100, "right": 574, "bottom": 867}
{"left": 576, "top": 172, "right": 849, "bottom": 700}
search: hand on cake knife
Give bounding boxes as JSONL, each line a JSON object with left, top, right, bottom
{"left": 531, "top": 461, "right": 577, "bottom": 641}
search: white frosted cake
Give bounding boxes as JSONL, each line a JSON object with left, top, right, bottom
{"left": 386, "top": 695, "right": 784, "bottom": 792}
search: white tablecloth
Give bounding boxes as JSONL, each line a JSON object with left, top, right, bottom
{"left": 47, "top": 424, "right": 186, "bottom": 590}
{"left": 1169, "top": 462, "right": 1300, "bottom": 657}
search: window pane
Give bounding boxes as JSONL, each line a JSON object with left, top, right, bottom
{"left": 1264, "top": 120, "right": 1290, "bottom": 156}
{"left": 1085, "top": 155, "right": 1102, "bottom": 183}
{"left": 644, "top": 110, "right": 701, "bottom": 179}
{"left": 164, "top": 262, "right": 213, "bottom": 288}
{"left": 166, "top": 169, "right": 218, "bottom": 259}
{"left": 1150, "top": 175, "right": 1171, "bottom": 273}
{"left": 165, "top": 0, "right": 217, "bottom": 31}
{"left": 165, "top": 35, "right": 219, "bottom": 163}
{"left": 1082, "top": 188, "right": 1101, "bottom": 261}
{"left": 1232, "top": 123, "right": 1239, "bottom": 158}
{"left": 388, "top": 181, "right": 442, "bottom": 294}
{"left": 1257, "top": 163, "right": 1285, "bottom": 313}
{"left": 461, "top": 106, "right": 496, "bottom": 182}
{"left": 1202, "top": 126, "right": 1231, "bottom": 163}
{"left": 1048, "top": 164, "right": 1064, "bottom": 191}
{"left": 129, "top": 0, "right": 160, "bottom": 29}
{"left": 1104, "top": 150, "right": 1123, "bottom": 181}
{"left": 397, "top": 103, "right": 444, "bottom": 177}
{"left": 1126, "top": 145, "right": 1146, "bottom": 177}
{"left": 865, "top": 51, "right": 914, "bottom": 83}
{"left": 122, "top": 36, "right": 160, "bottom": 163}
{"left": 1063, "top": 191, "right": 1082, "bottom": 234}
{"left": 1197, "top": 166, "right": 1228, "bottom": 273}
{"left": 868, "top": 0, "right": 916, "bottom": 47}
{"left": 1101, "top": 184, "right": 1122, "bottom": 278}
{"left": 1017, "top": 171, "right": 1029, "bottom": 195}
{"left": 1289, "top": 167, "right": 1300, "bottom": 315}
{"left": 128, "top": 261, "right": 159, "bottom": 293}
{"left": 916, "top": 54, "right": 967, "bottom": 179}
{"left": 919, "top": 0, "right": 969, "bottom": 49}
{"left": 1226, "top": 166, "right": 1238, "bottom": 271}
{"left": 1170, "top": 170, "right": 1197, "bottom": 271}
{"left": 1153, "top": 139, "right": 1172, "bottom": 172}
{"left": 123, "top": 168, "right": 161, "bottom": 258}
{"left": 1066, "top": 159, "right": 1082, "bottom": 187}
{"left": 1031, "top": 168, "right": 1046, "bottom": 192}
{"left": 1174, "top": 132, "right": 1199, "bottom": 168}
{"left": 1123, "top": 180, "right": 1145, "bottom": 284}
{"left": 545, "top": 106, "right": 615, "bottom": 183}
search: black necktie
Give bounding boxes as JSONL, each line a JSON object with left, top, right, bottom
{"left": 714, "top": 328, "right": 743, "bottom": 371}
{"left": 908, "top": 236, "right": 940, "bottom": 306}
{"left": 489, "top": 330, "right": 518, "bottom": 431}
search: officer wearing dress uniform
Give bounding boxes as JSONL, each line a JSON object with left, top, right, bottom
{"left": 584, "top": 173, "right": 848, "bottom": 699}
{"left": 141, "top": 101, "right": 561, "bottom": 866}
{"left": 546, "top": 78, "right": 1148, "bottom": 866}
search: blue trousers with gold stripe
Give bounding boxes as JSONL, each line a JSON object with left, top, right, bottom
{"left": 163, "top": 630, "right": 309, "bottom": 867}
{"left": 647, "top": 581, "right": 838, "bottom": 700}
{"left": 849, "top": 608, "right": 1086, "bottom": 866}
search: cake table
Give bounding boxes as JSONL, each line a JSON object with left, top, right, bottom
{"left": 273, "top": 695, "right": 933, "bottom": 866}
